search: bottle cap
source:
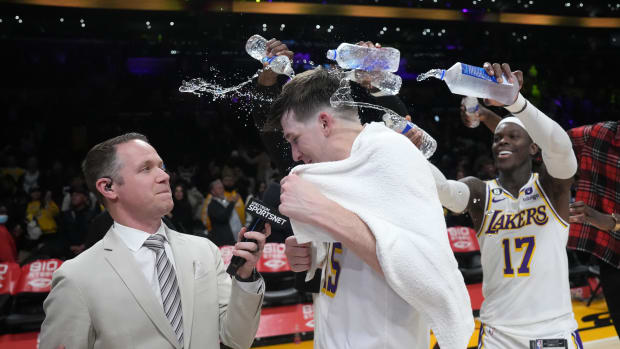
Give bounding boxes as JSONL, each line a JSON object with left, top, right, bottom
{"left": 326, "top": 49, "right": 336, "bottom": 60}
{"left": 283, "top": 65, "right": 294, "bottom": 77}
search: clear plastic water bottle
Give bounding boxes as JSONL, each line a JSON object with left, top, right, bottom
{"left": 326, "top": 43, "right": 400, "bottom": 72}
{"left": 345, "top": 69, "right": 402, "bottom": 95}
{"left": 435, "top": 62, "right": 519, "bottom": 106}
{"left": 461, "top": 96, "right": 480, "bottom": 128}
{"left": 382, "top": 113, "right": 437, "bottom": 159}
{"left": 245, "top": 34, "right": 294, "bottom": 76}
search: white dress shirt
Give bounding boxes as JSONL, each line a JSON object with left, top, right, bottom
{"left": 112, "top": 221, "right": 263, "bottom": 303}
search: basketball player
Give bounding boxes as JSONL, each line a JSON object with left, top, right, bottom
{"left": 428, "top": 63, "right": 583, "bottom": 349}
{"left": 273, "top": 67, "right": 474, "bottom": 349}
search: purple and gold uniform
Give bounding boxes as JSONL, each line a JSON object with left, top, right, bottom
{"left": 477, "top": 174, "right": 582, "bottom": 349}
{"left": 314, "top": 242, "right": 429, "bottom": 349}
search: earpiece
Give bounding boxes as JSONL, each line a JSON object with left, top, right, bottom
{"left": 105, "top": 180, "right": 113, "bottom": 191}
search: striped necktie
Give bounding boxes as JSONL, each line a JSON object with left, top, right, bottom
{"left": 144, "top": 234, "right": 184, "bottom": 347}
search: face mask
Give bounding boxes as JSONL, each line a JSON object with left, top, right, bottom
{"left": 0, "top": 215, "right": 8, "bottom": 224}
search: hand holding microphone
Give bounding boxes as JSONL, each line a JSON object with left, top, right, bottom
{"left": 231, "top": 224, "right": 271, "bottom": 280}
{"left": 227, "top": 187, "right": 289, "bottom": 277}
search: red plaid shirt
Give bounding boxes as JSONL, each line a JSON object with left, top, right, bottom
{"left": 568, "top": 121, "right": 620, "bottom": 268}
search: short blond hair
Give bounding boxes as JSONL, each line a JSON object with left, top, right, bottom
{"left": 265, "top": 67, "right": 358, "bottom": 131}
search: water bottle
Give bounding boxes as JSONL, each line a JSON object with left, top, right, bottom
{"left": 326, "top": 43, "right": 400, "bottom": 72}
{"left": 345, "top": 69, "right": 402, "bottom": 95}
{"left": 461, "top": 96, "right": 480, "bottom": 128}
{"left": 382, "top": 113, "right": 437, "bottom": 159}
{"left": 435, "top": 62, "right": 519, "bottom": 106}
{"left": 245, "top": 34, "right": 294, "bottom": 76}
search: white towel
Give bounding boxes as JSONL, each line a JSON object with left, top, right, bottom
{"left": 290, "top": 122, "right": 474, "bottom": 349}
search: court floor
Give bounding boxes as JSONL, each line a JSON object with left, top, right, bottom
{"left": 258, "top": 299, "right": 618, "bottom": 349}
{"left": 0, "top": 298, "right": 615, "bottom": 348}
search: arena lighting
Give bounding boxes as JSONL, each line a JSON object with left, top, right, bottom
{"left": 231, "top": 2, "right": 620, "bottom": 28}
{"left": 232, "top": 2, "right": 464, "bottom": 21}
{"left": 6, "top": 0, "right": 620, "bottom": 28}
{"left": 498, "top": 12, "right": 620, "bottom": 27}
{"left": 2, "top": 0, "right": 186, "bottom": 11}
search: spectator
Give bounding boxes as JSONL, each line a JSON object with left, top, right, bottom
{"left": 61, "top": 177, "right": 98, "bottom": 212}
{"left": 222, "top": 174, "right": 246, "bottom": 221}
{"left": 22, "top": 156, "right": 40, "bottom": 194}
{"left": 185, "top": 181, "right": 205, "bottom": 223}
{"left": 59, "top": 184, "right": 97, "bottom": 258}
{"left": 567, "top": 120, "right": 620, "bottom": 338}
{"left": 244, "top": 180, "right": 267, "bottom": 229}
{"left": 26, "top": 186, "right": 60, "bottom": 237}
{"left": 167, "top": 182, "right": 194, "bottom": 235}
{"left": 207, "top": 179, "right": 241, "bottom": 246}
{"left": 176, "top": 154, "right": 197, "bottom": 184}
{"left": 0, "top": 154, "right": 25, "bottom": 184}
{"left": 240, "top": 148, "right": 275, "bottom": 184}
{"left": 42, "top": 160, "right": 65, "bottom": 206}
{"left": 200, "top": 173, "right": 246, "bottom": 234}
{"left": 0, "top": 204, "right": 17, "bottom": 262}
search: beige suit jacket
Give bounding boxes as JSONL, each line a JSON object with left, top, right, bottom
{"left": 40, "top": 225, "right": 263, "bottom": 349}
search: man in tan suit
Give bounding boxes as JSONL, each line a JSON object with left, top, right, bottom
{"left": 40, "top": 133, "right": 268, "bottom": 349}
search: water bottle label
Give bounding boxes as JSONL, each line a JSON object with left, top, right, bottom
{"left": 262, "top": 56, "right": 275, "bottom": 64}
{"left": 467, "top": 104, "right": 480, "bottom": 113}
{"left": 401, "top": 122, "right": 413, "bottom": 134}
{"left": 461, "top": 64, "right": 498, "bottom": 83}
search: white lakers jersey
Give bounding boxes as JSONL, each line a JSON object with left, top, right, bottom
{"left": 477, "top": 173, "right": 577, "bottom": 334}
{"left": 314, "top": 242, "right": 428, "bottom": 349}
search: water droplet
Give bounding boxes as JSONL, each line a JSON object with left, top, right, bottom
{"left": 416, "top": 68, "right": 443, "bottom": 82}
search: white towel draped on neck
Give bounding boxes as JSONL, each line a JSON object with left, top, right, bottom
{"left": 290, "top": 122, "right": 474, "bottom": 349}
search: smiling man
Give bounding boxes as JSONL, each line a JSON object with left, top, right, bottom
{"left": 40, "top": 133, "right": 267, "bottom": 349}
{"left": 266, "top": 67, "right": 474, "bottom": 349}
{"left": 429, "top": 63, "right": 582, "bottom": 348}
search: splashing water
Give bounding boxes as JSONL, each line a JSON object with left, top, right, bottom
{"left": 178, "top": 67, "right": 283, "bottom": 128}
{"left": 416, "top": 68, "right": 443, "bottom": 82}
{"left": 329, "top": 74, "right": 401, "bottom": 118}
{"left": 180, "top": 73, "right": 257, "bottom": 97}
{"left": 178, "top": 68, "right": 277, "bottom": 105}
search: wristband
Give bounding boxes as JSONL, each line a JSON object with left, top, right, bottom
{"left": 236, "top": 268, "right": 260, "bottom": 282}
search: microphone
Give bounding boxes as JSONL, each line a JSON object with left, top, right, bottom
{"left": 226, "top": 184, "right": 288, "bottom": 276}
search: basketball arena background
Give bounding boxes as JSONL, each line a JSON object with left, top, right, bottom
{"left": 0, "top": 0, "right": 618, "bottom": 348}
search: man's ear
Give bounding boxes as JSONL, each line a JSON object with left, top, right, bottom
{"left": 318, "top": 112, "right": 334, "bottom": 137}
{"left": 95, "top": 178, "right": 118, "bottom": 201}
{"left": 529, "top": 143, "right": 540, "bottom": 156}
